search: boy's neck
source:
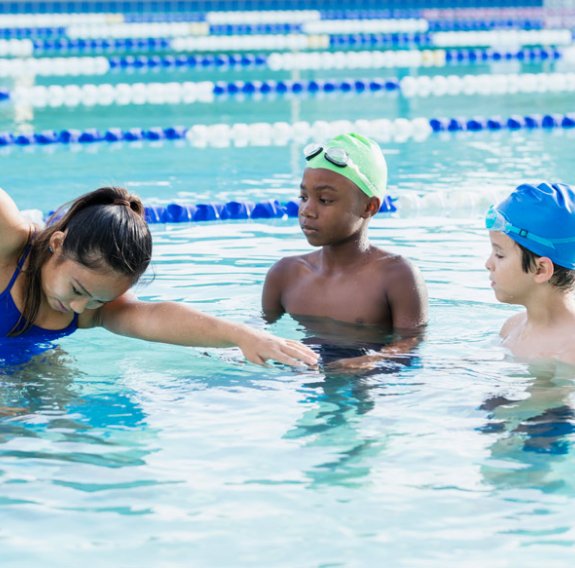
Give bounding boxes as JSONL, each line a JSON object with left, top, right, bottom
{"left": 319, "top": 233, "right": 372, "bottom": 269}
{"left": 524, "top": 288, "right": 575, "bottom": 327}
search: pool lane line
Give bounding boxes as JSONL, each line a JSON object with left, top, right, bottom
{"left": 1, "top": 112, "right": 575, "bottom": 150}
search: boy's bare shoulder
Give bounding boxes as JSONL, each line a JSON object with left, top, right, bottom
{"left": 370, "top": 247, "right": 412, "bottom": 265}
{"left": 500, "top": 312, "right": 526, "bottom": 339}
{"left": 370, "top": 248, "right": 423, "bottom": 281}
{"left": 267, "top": 252, "right": 319, "bottom": 274}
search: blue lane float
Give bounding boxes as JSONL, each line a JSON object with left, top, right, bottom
{"left": 0, "top": 26, "right": 67, "bottom": 39}
{"left": 329, "top": 32, "right": 432, "bottom": 48}
{"left": 32, "top": 37, "right": 172, "bottom": 54}
{"left": 209, "top": 78, "right": 403, "bottom": 96}
{"left": 208, "top": 23, "right": 304, "bottom": 36}
{"left": 0, "top": 126, "right": 189, "bottom": 146}
{"left": 428, "top": 113, "right": 575, "bottom": 132}
{"left": 143, "top": 196, "right": 397, "bottom": 224}
{"left": 427, "top": 19, "right": 543, "bottom": 32}
{"left": 443, "top": 46, "right": 561, "bottom": 63}
{"left": 108, "top": 53, "right": 268, "bottom": 70}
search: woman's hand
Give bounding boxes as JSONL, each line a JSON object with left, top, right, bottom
{"left": 236, "top": 328, "right": 318, "bottom": 367}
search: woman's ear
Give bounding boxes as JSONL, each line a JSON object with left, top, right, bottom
{"left": 533, "top": 256, "right": 555, "bottom": 284}
{"left": 49, "top": 231, "right": 66, "bottom": 254}
{"left": 363, "top": 197, "right": 381, "bottom": 218}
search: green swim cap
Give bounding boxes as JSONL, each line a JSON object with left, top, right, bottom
{"left": 304, "top": 133, "right": 388, "bottom": 200}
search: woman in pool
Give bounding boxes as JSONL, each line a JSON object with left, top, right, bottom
{"left": 0, "top": 186, "right": 318, "bottom": 367}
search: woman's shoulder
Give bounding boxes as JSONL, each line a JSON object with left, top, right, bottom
{"left": 0, "top": 188, "right": 32, "bottom": 261}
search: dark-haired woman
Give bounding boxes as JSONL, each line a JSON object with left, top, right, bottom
{"left": 0, "top": 187, "right": 318, "bottom": 367}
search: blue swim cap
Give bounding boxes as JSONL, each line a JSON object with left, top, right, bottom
{"left": 492, "top": 182, "right": 575, "bottom": 269}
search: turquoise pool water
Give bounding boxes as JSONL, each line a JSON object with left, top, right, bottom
{"left": 1, "top": 56, "right": 575, "bottom": 566}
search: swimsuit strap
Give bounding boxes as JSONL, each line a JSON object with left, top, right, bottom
{"left": 4, "top": 244, "right": 32, "bottom": 294}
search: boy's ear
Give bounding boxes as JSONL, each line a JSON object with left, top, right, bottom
{"left": 363, "top": 197, "right": 381, "bottom": 218}
{"left": 533, "top": 256, "right": 554, "bottom": 283}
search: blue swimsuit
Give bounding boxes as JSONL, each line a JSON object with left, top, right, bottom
{"left": 0, "top": 245, "right": 78, "bottom": 345}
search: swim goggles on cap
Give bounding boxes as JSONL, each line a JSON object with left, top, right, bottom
{"left": 304, "top": 144, "right": 352, "bottom": 167}
{"left": 303, "top": 143, "right": 379, "bottom": 197}
{"left": 485, "top": 205, "right": 575, "bottom": 249}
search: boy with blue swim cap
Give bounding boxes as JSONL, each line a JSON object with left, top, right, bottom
{"left": 485, "top": 182, "right": 575, "bottom": 365}
{"left": 262, "top": 133, "right": 428, "bottom": 370}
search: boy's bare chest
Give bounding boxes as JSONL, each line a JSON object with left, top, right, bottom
{"left": 282, "top": 267, "right": 390, "bottom": 325}
{"left": 504, "top": 324, "right": 574, "bottom": 363}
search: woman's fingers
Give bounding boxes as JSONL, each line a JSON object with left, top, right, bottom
{"left": 281, "top": 339, "right": 318, "bottom": 366}
{"left": 242, "top": 336, "right": 318, "bottom": 367}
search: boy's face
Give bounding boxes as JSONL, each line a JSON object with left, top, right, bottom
{"left": 298, "top": 168, "right": 374, "bottom": 247}
{"left": 485, "top": 231, "right": 534, "bottom": 304}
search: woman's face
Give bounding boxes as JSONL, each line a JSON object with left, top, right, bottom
{"left": 41, "top": 233, "right": 133, "bottom": 315}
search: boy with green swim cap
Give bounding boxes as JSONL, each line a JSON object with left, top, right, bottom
{"left": 485, "top": 182, "right": 575, "bottom": 365}
{"left": 262, "top": 133, "right": 428, "bottom": 370}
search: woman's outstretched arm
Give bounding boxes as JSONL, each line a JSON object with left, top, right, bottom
{"left": 87, "top": 294, "right": 318, "bottom": 367}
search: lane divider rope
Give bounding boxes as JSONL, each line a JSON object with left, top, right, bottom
{"left": 33, "top": 198, "right": 397, "bottom": 225}
{"left": 1, "top": 112, "right": 574, "bottom": 150}
{"left": 0, "top": 28, "right": 570, "bottom": 56}
{"left": 3, "top": 70, "right": 575, "bottom": 107}
{"left": 0, "top": 46, "right": 564, "bottom": 77}
{"left": 0, "top": 7, "right": 547, "bottom": 28}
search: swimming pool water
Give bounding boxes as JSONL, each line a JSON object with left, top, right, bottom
{"left": 1, "top": 35, "right": 575, "bottom": 568}
{"left": 2, "top": 216, "right": 574, "bottom": 566}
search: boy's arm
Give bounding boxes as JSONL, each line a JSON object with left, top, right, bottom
{"left": 82, "top": 293, "right": 318, "bottom": 367}
{"left": 387, "top": 257, "right": 428, "bottom": 331}
{"left": 261, "top": 259, "right": 289, "bottom": 323}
